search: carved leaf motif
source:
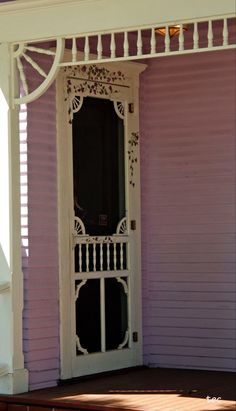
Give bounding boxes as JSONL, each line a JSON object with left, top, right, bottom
{"left": 128, "top": 132, "right": 139, "bottom": 187}
{"left": 64, "top": 65, "right": 126, "bottom": 123}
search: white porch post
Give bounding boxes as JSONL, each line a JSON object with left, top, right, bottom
{"left": 0, "top": 43, "right": 28, "bottom": 394}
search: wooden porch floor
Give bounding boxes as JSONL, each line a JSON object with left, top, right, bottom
{"left": 0, "top": 368, "right": 235, "bottom": 411}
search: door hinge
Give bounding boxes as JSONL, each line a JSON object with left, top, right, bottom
{"left": 130, "top": 220, "right": 136, "bottom": 230}
{"left": 128, "top": 103, "right": 134, "bottom": 113}
{"left": 133, "top": 332, "right": 138, "bottom": 342}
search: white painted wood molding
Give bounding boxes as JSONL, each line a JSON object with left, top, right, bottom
{"left": 0, "top": 365, "right": 9, "bottom": 378}
{"left": 0, "top": 282, "right": 10, "bottom": 293}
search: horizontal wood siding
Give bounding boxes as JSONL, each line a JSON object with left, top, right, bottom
{"left": 140, "top": 49, "right": 236, "bottom": 371}
{"left": 21, "top": 49, "right": 235, "bottom": 390}
{"left": 22, "top": 55, "right": 59, "bottom": 390}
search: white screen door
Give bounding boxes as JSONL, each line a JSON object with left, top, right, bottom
{"left": 57, "top": 64, "right": 143, "bottom": 379}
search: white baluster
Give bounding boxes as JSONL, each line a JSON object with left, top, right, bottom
{"left": 126, "top": 243, "right": 130, "bottom": 270}
{"left": 86, "top": 243, "right": 89, "bottom": 272}
{"left": 165, "top": 26, "right": 170, "bottom": 52}
{"left": 72, "top": 37, "right": 77, "bottom": 62}
{"left": 79, "top": 244, "right": 82, "bottom": 273}
{"left": 107, "top": 243, "right": 110, "bottom": 271}
{"left": 100, "top": 243, "right": 103, "bottom": 271}
{"left": 110, "top": 33, "right": 116, "bottom": 58}
{"left": 97, "top": 34, "right": 102, "bottom": 59}
{"left": 113, "top": 243, "right": 117, "bottom": 271}
{"left": 179, "top": 24, "right": 184, "bottom": 51}
{"left": 208, "top": 20, "right": 213, "bottom": 48}
{"left": 223, "top": 18, "right": 228, "bottom": 47}
{"left": 93, "top": 243, "right": 96, "bottom": 271}
{"left": 123, "top": 31, "right": 129, "bottom": 57}
{"left": 137, "top": 29, "right": 142, "bottom": 56}
{"left": 120, "top": 243, "right": 124, "bottom": 270}
{"left": 84, "top": 36, "right": 90, "bottom": 61}
{"left": 150, "top": 27, "right": 156, "bottom": 54}
{"left": 193, "top": 22, "right": 199, "bottom": 49}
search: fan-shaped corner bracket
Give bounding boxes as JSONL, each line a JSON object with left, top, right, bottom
{"left": 74, "top": 216, "right": 86, "bottom": 236}
{"left": 69, "top": 95, "right": 84, "bottom": 122}
{"left": 116, "top": 217, "right": 127, "bottom": 235}
{"left": 13, "top": 38, "right": 65, "bottom": 106}
{"left": 113, "top": 100, "right": 125, "bottom": 120}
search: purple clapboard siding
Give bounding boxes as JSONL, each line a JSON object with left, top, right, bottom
{"left": 140, "top": 49, "right": 236, "bottom": 371}
{"left": 21, "top": 54, "right": 60, "bottom": 390}
{"left": 21, "top": 48, "right": 236, "bottom": 390}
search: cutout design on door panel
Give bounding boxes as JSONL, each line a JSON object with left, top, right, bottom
{"left": 75, "top": 277, "right": 129, "bottom": 355}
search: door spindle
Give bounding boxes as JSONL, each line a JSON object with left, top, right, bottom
{"left": 100, "top": 243, "right": 103, "bottom": 271}
{"left": 93, "top": 243, "right": 96, "bottom": 271}
{"left": 120, "top": 243, "right": 124, "bottom": 270}
{"left": 86, "top": 243, "right": 89, "bottom": 272}
{"left": 107, "top": 243, "right": 110, "bottom": 271}
{"left": 79, "top": 244, "right": 82, "bottom": 273}
{"left": 113, "top": 243, "right": 117, "bottom": 271}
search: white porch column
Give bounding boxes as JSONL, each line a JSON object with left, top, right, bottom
{"left": 0, "top": 43, "right": 28, "bottom": 394}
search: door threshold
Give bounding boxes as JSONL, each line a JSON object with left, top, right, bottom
{"left": 58, "top": 365, "right": 148, "bottom": 386}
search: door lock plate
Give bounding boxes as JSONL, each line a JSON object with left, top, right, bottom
{"left": 130, "top": 220, "right": 136, "bottom": 230}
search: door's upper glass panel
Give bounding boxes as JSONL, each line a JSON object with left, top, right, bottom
{"left": 73, "top": 97, "right": 125, "bottom": 236}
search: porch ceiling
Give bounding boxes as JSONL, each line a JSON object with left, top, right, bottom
{"left": 0, "top": 0, "right": 235, "bottom": 43}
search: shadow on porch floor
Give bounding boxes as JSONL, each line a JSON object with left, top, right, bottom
{"left": 0, "top": 367, "right": 236, "bottom": 411}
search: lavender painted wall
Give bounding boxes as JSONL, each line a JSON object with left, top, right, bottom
{"left": 22, "top": 49, "right": 236, "bottom": 390}
{"left": 140, "top": 49, "right": 236, "bottom": 371}
{"left": 22, "top": 56, "right": 60, "bottom": 390}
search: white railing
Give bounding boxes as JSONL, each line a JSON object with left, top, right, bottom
{"left": 61, "top": 16, "right": 235, "bottom": 67}
{"left": 74, "top": 235, "right": 129, "bottom": 274}
{"left": 12, "top": 15, "right": 236, "bottom": 105}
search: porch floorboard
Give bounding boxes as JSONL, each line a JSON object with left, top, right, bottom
{"left": 0, "top": 368, "right": 235, "bottom": 411}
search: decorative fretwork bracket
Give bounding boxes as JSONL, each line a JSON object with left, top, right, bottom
{"left": 13, "top": 38, "right": 65, "bottom": 106}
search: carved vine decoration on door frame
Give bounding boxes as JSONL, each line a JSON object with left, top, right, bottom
{"left": 128, "top": 132, "right": 139, "bottom": 187}
{"left": 63, "top": 65, "right": 127, "bottom": 123}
